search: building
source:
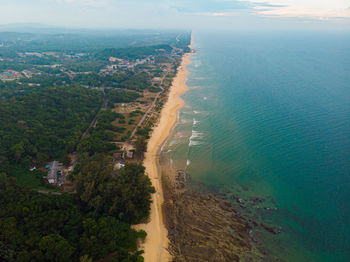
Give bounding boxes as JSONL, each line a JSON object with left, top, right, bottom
{"left": 109, "top": 57, "right": 124, "bottom": 62}
{"left": 22, "top": 70, "right": 33, "bottom": 78}
{"left": 114, "top": 159, "right": 126, "bottom": 170}
{"left": 127, "top": 150, "right": 134, "bottom": 159}
{"left": 151, "top": 77, "right": 162, "bottom": 84}
{"left": 113, "top": 152, "right": 123, "bottom": 161}
{"left": 46, "top": 161, "right": 66, "bottom": 186}
{"left": 0, "top": 70, "right": 22, "bottom": 81}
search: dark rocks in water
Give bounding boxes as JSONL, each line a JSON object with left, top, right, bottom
{"left": 238, "top": 183, "right": 249, "bottom": 191}
{"left": 249, "top": 230, "right": 258, "bottom": 243}
{"left": 214, "top": 193, "right": 227, "bottom": 200}
{"left": 261, "top": 223, "right": 280, "bottom": 234}
{"left": 219, "top": 201, "right": 234, "bottom": 212}
{"left": 163, "top": 178, "right": 264, "bottom": 262}
{"left": 231, "top": 195, "right": 239, "bottom": 201}
{"left": 250, "top": 197, "right": 265, "bottom": 205}
{"left": 174, "top": 170, "right": 190, "bottom": 190}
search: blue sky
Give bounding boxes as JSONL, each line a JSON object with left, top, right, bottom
{"left": 0, "top": 0, "right": 349, "bottom": 30}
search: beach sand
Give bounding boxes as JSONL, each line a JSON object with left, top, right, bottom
{"left": 135, "top": 49, "right": 193, "bottom": 262}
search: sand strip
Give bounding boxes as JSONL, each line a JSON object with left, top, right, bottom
{"left": 135, "top": 44, "right": 193, "bottom": 262}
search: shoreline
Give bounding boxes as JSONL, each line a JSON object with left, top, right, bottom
{"left": 135, "top": 41, "right": 193, "bottom": 262}
{"left": 158, "top": 43, "right": 273, "bottom": 261}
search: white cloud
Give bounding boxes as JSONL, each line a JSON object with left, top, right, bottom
{"left": 249, "top": 0, "right": 349, "bottom": 9}
{"left": 256, "top": 7, "right": 350, "bottom": 20}
{"left": 249, "top": 0, "right": 350, "bottom": 19}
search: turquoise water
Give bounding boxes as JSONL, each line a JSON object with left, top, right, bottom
{"left": 165, "top": 31, "right": 350, "bottom": 261}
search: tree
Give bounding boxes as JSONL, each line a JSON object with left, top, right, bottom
{"left": 109, "top": 163, "right": 155, "bottom": 223}
{"left": 10, "top": 144, "right": 24, "bottom": 163}
{"left": 39, "top": 234, "right": 75, "bottom": 262}
{"left": 75, "top": 154, "right": 113, "bottom": 212}
{"left": 79, "top": 255, "right": 93, "bottom": 262}
{"left": 62, "top": 155, "right": 71, "bottom": 167}
{"left": 75, "top": 155, "right": 154, "bottom": 223}
{"left": 135, "top": 136, "right": 147, "bottom": 158}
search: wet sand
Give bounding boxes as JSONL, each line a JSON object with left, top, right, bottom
{"left": 135, "top": 50, "right": 193, "bottom": 262}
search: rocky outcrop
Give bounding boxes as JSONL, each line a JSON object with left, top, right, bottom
{"left": 162, "top": 171, "right": 267, "bottom": 262}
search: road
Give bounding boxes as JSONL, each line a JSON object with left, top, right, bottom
{"left": 82, "top": 88, "right": 107, "bottom": 139}
{"left": 129, "top": 70, "right": 168, "bottom": 141}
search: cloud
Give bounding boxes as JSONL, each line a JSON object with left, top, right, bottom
{"left": 51, "top": 0, "right": 350, "bottom": 20}
{"left": 55, "top": 0, "right": 107, "bottom": 7}
{"left": 240, "top": 0, "right": 350, "bottom": 20}
{"left": 254, "top": 6, "right": 350, "bottom": 20}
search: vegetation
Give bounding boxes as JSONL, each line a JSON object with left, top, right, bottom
{"left": 97, "top": 44, "right": 172, "bottom": 60}
{"left": 106, "top": 89, "right": 140, "bottom": 104}
{"left": 2, "top": 166, "right": 56, "bottom": 190}
{"left": 77, "top": 110, "right": 125, "bottom": 156}
{"left": 135, "top": 137, "right": 147, "bottom": 158}
{"left": 0, "top": 172, "right": 147, "bottom": 261}
{"left": 75, "top": 155, "right": 155, "bottom": 223}
{"left": 0, "top": 86, "right": 102, "bottom": 170}
{"left": 0, "top": 28, "right": 192, "bottom": 261}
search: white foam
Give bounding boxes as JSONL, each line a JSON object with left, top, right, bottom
{"left": 160, "top": 143, "right": 166, "bottom": 152}
{"left": 189, "top": 130, "right": 204, "bottom": 140}
{"left": 193, "top": 110, "right": 201, "bottom": 114}
{"left": 203, "top": 96, "right": 207, "bottom": 100}
{"left": 186, "top": 159, "right": 191, "bottom": 166}
{"left": 169, "top": 140, "right": 177, "bottom": 147}
{"left": 193, "top": 118, "right": 200, "bottom": 127}
{"left": 189, "top": 140, "right": 204, "bottom": 147}
{"left": 188, "top": 130, "right": 205, "bottom": 147}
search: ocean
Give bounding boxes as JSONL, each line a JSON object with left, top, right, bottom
{"left": 164, "top": 31, "right": 350, "bottom": 261}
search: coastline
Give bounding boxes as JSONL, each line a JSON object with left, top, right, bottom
{"left": 135, "top": 43, "right": 193, "bottom": 262}
{"left": 159, "top": 42, "right": 270, "bottom": 261}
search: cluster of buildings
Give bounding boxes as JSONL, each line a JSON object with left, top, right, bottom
{"left": 0, "top": 70, "right": 22, "bottom": 81}
{"left": 17, "top": 51, "right": 87, "bottom": 60}
{"left": 46, "top": 161, "right": 66, "bottom": 187}
{"left": 17, "top": 52, "right": 43, "bottom": 58}
{"left": 112, "top": 145, "right": 135, "bottom": 171}
{"left": 0, "top": 69, "right": 42, "bottom": 81}
{"left": 101, "top": 56, "right": 155, "bottom": 74}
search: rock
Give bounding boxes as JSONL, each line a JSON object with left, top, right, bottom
{"left": 261, "top": 223, "right": 279, "bottom": 234}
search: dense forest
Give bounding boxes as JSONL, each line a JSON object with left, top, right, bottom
{"left": 0, "top": 76, "right": 156, "bottom": 262}
{"left": 106, "top": 89, "right": 140, "bottom": 104}
{"left": 0, "top": 29, "right": 188, "bottom": 53}
{"left": 0, "top": 159, "right": 154, "bottom": 261}
{"left": 0, "top": 88, "right": 154, "bottom": 262}
{"left": 77, "top": 110, "right": 124, "bottom": 156}
{"left": 0, "top": 86, "right": 103, "bottom": 170}
{"left": 72, "top": 71, "right": 155, "bottom": 92}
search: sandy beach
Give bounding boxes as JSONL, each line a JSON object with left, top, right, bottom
{"left": 135, "top": 45, "right": 193, "bottom": 262}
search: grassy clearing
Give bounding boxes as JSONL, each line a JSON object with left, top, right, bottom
{"left": 3, "top": 166, "right": 58, "bottom": 191}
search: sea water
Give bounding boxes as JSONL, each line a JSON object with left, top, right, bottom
{"left": 164, "top": 31, "right": 350, "bottom": 261}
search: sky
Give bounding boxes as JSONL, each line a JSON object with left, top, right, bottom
{"left": 0, "top": 0, "right": 349, "bottom": 30}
